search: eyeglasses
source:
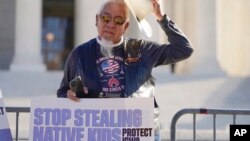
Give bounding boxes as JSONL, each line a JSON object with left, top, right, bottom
{"left": 99, "top": 14, "right": 126, "bottom": 26}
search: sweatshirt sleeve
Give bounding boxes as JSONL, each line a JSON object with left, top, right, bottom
{"left": 141, "top": 14, "right": 193, "bottom": 67}
{"left": 57, "top": 51, "right": 78, "bottom": 97}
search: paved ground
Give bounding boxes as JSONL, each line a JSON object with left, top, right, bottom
{"left": 1, "top": 66, "right": 250, "bottom": 140}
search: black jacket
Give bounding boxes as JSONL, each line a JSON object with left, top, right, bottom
{"left": 57, "top": 15, "right": 193, "bottom": 100}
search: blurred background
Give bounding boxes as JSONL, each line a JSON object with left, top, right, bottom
{"left": 1, "top": 0, "right": 250, "bottom": 140}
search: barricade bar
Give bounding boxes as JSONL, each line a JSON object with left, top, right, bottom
{"left": 170, "top": 108, "right": 250, "bottom": 141}
{"left": 6, "top": 107, "right": 30, "bottom": 113}
{"left": 6, "top": 107, "right": 30, "bottom": 141}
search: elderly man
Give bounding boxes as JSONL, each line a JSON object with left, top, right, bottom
{"left": 57, "top": 0, "right": 193, "bottom": 140}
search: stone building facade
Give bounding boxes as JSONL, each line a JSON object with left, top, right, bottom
{"left": 0, "top": 0, "right": 250, "bottom": 76}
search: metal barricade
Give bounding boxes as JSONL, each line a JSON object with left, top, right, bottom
{"left": 5, "top": 107, "right": 250, "bottom": 141}
{"left": 6, "top": 107, "right": 30, "bottom": 141}
{"left": 170, "top": 108, "right": 250, "bottom": 141}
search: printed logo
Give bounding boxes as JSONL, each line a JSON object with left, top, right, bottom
{"left": 101, "top": 59, "right": 120, "bottom": 74}
{"left": 96, "top": 56, "right": 125, "bottom": 96}
{"left": 108, "top": 76, "right": 119, "bottom": 87}
{"left": 230, "top": 125, "right": 250, "bottom": 141}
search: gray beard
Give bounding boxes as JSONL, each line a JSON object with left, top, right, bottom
{"left": 99, "top": 39, "right": 114, "bottom": 57}
{"left": 96, "top": 36, "right": 124, "bottom": 57}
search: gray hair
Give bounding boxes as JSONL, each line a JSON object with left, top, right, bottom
{"left": 97, "top": 0, "right": 130, "bottom": 21}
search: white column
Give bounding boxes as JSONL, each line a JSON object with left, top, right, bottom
{"left": 216, "top": 0, "right": 250, "bottom": 76}
{"left": 10, "top": 0, "right": 46, "bottom": 71}
{"left": 74, "top": 0, "right": 103, "bottom": 47}
{"left": 171, "top": 0, "right": 198, "bottom": 74}
{"left": 194, "top": 0, "right": 224, "bottom": 75}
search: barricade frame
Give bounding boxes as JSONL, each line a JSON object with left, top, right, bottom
{"left": 170, "top": 108, "right": 250, "bottom": 141}
{"left": 6, "top": 107, "right": 250, "bottom": 141}
{"left": 6, "top": 107, "right": 30, "bottom": 141}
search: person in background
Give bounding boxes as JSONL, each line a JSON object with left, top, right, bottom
{"left": 57, "top": 0, "right": 193, "bottom": 140}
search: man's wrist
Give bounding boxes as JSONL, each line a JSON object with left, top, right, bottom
{"left": 156, "top": 15, "right": 164, "bottom": 21}
{"left": 157, "top": 14, "right": 168, "bottom": 23}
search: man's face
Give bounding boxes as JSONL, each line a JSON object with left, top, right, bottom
{"left": 96, "top": 3, "right": 129, "bottom": 44}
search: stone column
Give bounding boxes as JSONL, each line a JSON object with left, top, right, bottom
{"left": 216, "top": 0, "right": 250, "bottom": 76}
{"left": 194, "top": 0, "right": 224, "bottom": 75}
{"left": 171, "top": 0, "right": 198, "bottom": 74}
{"left": 74, "top": 0, "right": 102, "bottom": 47}
{"left": 10, "top": 0, "right": 46, "bottom": 71}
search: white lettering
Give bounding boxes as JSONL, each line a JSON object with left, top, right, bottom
{"left": 234, "top": 129, "right": 247, "bottom": 136}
